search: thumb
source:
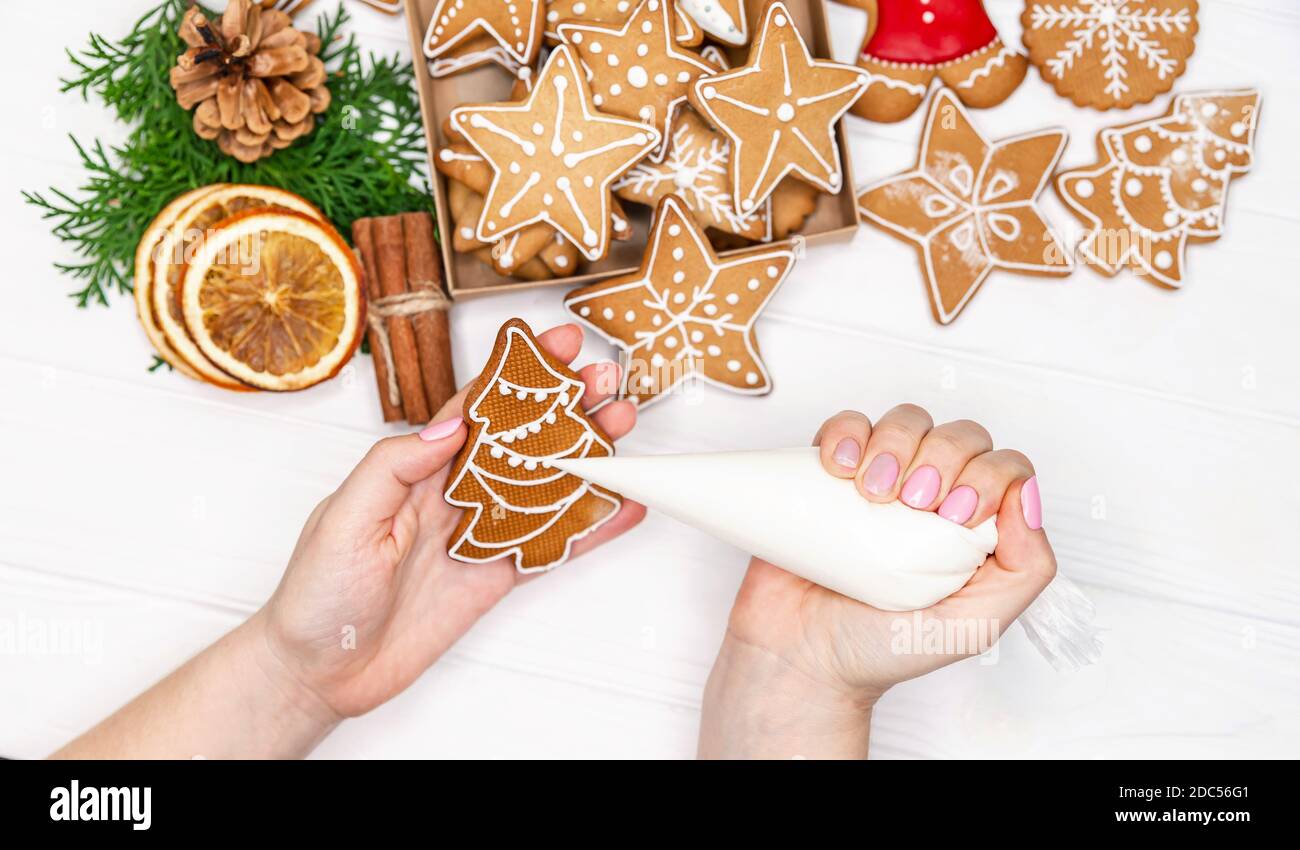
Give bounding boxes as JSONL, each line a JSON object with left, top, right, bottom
{"left": 930, "top": 476, "right": 1057, "bottom": 630}
{"left": 334, "top": 414, "right": 467, "bottom": 523}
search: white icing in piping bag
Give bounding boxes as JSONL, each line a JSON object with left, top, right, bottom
{"left": 555, "top": 446, "right": 1102, "bottom": 668}
{"left": 553, "top": 446, "right": 996, "bottom": 611}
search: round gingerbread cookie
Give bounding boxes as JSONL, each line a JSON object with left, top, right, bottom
{"left": 1021, "top": 0, "right": 1198, "bottom": 110}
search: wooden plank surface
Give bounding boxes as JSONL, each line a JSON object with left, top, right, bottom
{"left": 0, "top": 0, "right": 1296, "bottom": 759}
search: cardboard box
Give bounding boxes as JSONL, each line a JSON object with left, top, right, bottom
{"left": 405, "top": 0, "right": 860, "bottom": 298}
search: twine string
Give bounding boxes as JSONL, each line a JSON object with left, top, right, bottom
{"left": 367, "top": 287, "right": 450, "bottom": 408}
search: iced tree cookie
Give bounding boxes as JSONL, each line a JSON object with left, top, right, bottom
{"left": 833, "top": 0, "right": 1027, "bottom": 122}
{"left": 689, "top": 1, "right": 869, "bottom": 214}
{"left": 858, "top": 90, "right": 1073, "bottom": 324}
{"left": 1022, "top": 0, "right": 1198, "bottom": 110}
{"left": 1056, "top": 89, "right": 1260, "bottom": 288}
{"left": 449, "top": 45, "right": 660, "bottom": 261}
{"left": 564, "top": 194, "right": 794, "bottom": 408}
{"left": 444, "top": 318, "right": 623, "bottom": 571}
{"left": 423, "top": 0, "right": 546, "bottom": 77}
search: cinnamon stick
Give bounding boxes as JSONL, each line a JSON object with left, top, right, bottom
{"left": 351, "top": 218, "right": 404, "bottom": 423}
{"left": 401, "top": 212, "right": 456, "bottom": 415}
{"left": 373, "top": 216, "right": 431, "bottom": 425}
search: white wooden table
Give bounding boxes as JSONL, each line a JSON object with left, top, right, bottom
{"left": 2, "top": 0, "right": 1297, "bottom": 759}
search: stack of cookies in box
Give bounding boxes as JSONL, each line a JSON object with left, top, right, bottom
{"left": 422, "top": 0, "right": 870, "bottom": 282}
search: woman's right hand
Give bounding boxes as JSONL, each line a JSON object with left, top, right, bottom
{"left": 698, "top": 405, "right": 1058, "bottom": 759}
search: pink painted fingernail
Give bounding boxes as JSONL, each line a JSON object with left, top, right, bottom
{"left": 1021, "top": 476, "right": 1043, "bottom": 530}
{"left": 862, "top": 452, "right": 899, "bottom": 495}
{"left": 900, "top": 465, "right": 941, "bottom": 508}
{"left": 832, "top": 437, "right": 861, "bottom": 469}
{"left": 938, "top": 485, "right": 978, "bottom": 524}
{"left": 419, "top": 416, "right": 464, "bottom": 442}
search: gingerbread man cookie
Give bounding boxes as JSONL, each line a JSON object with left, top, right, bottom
{"left": 833, "top": 0, "right": 1027, "bottom": 123}
{"left": 1056, "top": 89, "right": 1260, "bottom": 288}
{"left": 1022, "top": 0, "right": 1197, "bottom": 110}
{"left": 858, "top": 90, "right": 1073, "bottom": 324}
{"left": 450, "top": 45, "right": 660, "bottom": 261}
{"left": 689, "top": 2, "right": 869, "bottom": 214}
{"left": 424, "top": 0, "right": 546, "bottom": 77}
{"left": 564, "top": 194, "right": 795, "bottom": 408}
{"left": 556, "top": 0, "right": 714, "bottom": 161}
{"left": 444, "top": 319, "right": 622, "bottom": 571}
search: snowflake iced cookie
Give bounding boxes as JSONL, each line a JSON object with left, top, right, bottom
{"left": 834, "top": 0, "right": 1027, "bottom": 123}
{"left": 444, "top": 319, "right": 622, "bottom": 572}
{"left": 450, "top": 45, "right": 659, "bottom": 262}
{"left": 689, "top": 2, "right": 870, "bottom": 214}
{"left": 544, "top": 0, "right": 705, "bottom": 46}
{"left": 556, "top": 0, "right": 715, "bottom": 161}
{"left": 857, "top": 89, "right": 1073, "bottom": 324}
{"left": 564, "top": 194, "right": 795, "bottom": 408}
{"left": 614, "top": 109, "right": 772, "bottom": 240}
{"left": 1022, "top": 0, "right": 1198, "bottom": 110}
{"left": 423, "top": 0, "right": 546, "bottom": 77}
{"left": 1056, "top": 89, "right": 1260, "bottom": 288}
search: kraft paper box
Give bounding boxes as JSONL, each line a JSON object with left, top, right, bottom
{"left": 404, "top": 0, "right": 860, "bottom": 298}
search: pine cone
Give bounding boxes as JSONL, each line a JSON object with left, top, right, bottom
{"left": 170, "top": 0, "right": 332, "bottom": 163}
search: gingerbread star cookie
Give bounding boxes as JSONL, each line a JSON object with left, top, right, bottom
{"left": 564, "top": 194, "right": 795, "bottom": 408}
{"left": 689, "top": 1, "right": 869, "bottom": 214}
{"left": 450, "top": 45, "right": 660, "bottom": 261}
{"left": 444, "top": 318, "right": 622, "bottom": 572}
{"left": 1022, "top": 0, "right": 1198, "bottom": 110}
{"left": 423, "top": 0, "right": 546, "bottom": 77}
{"left": 858, "top": 90, "right": 1073, "bottom": 324}
{"left": 544, "top": 0, "right": 703, "bottom": 46}
{"left": 556, "top": 0, "right": 714, "bottom": 161}
{"left": 1056, "top": 89, "right": 1260, "bottom": 288}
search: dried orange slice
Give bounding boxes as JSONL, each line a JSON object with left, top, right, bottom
{"left": 179, "top": 209, "right": 364, "bottom": 391}
{"left": 133, "top": 184, "right": 225, "bottom": 379}
{"left": 152, "top": 184, "right": 324, "bottom": 390}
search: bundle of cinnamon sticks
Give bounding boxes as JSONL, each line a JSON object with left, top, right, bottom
{"left": 352, "top": 212, "right": 455, "bottom": 425}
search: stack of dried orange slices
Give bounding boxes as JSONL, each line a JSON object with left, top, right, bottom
{"left": 133, "top": 184, "right": 365, "bottom": 391}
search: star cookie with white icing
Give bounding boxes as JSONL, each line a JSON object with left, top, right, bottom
{"left": 424, "top": 0, "right": 546, "bottom": 76}
{"left": 564, "top": 194, "right": 794, "bottom": 408}
{"left": 544, "top": 0, "right": 703, "bottom": 46}
{"left": 556, "top": 0, "right": 714, "bottom": 161}
{"left": 614, "top": 108, "right": 771, "bottom": 240}
{"left": 857, "top": 90, "right": 1073, "bottom": 324}
{"left": 450, "top": 45, "right": 660, "bottom": 261}
{"left": 689, "top": 1, "right": 870, "bottom": 213}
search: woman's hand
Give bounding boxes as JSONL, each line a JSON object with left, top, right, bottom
{"left": 257, "top": 323, "right": 644, "bottom": 722}
{"left": 54, "top": 323, "right": 643, "bottom": 759}
{"left": 698, "top": 405, "right": 1056, "bottom": 759}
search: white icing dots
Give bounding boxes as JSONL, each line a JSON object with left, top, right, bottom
{"left": 673, "top": 291, "right": 686, "bottom": 304}
{"left": 641, "top": 20, "right": 652, "bottom": 34}
{"left": 747, "top": 278, "right": 759, "bottom": 290}
{"left": 922, "top": 10, "right": 935, "bottom": 23}
{"left": 460, "top": 226, "right": 473, "bottom": 239}
{"left": 774, "top": 13, "right": 787, "bottom": 26}
{"left": 766, "top": 265, "right": 779, "bottom": 278}
{"left": 673, "top": 271, "right": 685, "bottom": 283}
{"left": 603, "top": 307, "right": 615, "bottom": 320}
{"left": 1133, "top": 134, "right": 1152, "bottom": 153}
{"left": 490, "top": 446, "right": 505, "bottom": 459}
{"left": 607, "top": 54, "right": 619, "bottom": 67}
{"left": 664, "top": 336, "right": 677, "bottom": 349}
{"left": 1230, "top": 121, "right": 1246, "bottom": 138}
{"left": 1200, "top": 102, "right": 1218, "bottom": 119}
{"left": 726, "top": 359, "right": 741, "bottom": 372}
{"left": 555, "top": 256, "right": 569, "bottom": 268}
{"left": 571, "top": 130, "right": 583, "bottom": 142}
{"left": 707, "top": 345, "right": 722, "bottom": 357}
{"left": 1154, "top": 250, "right": 1173, "bottom": 270}
{"left": 776, "top": 103, "right": 794, "bottom": 122}
{"left": 725, "top": 293, "right": 739, "bottom": 305}
{"left": 438, "top": 148, "right": 453, "bottom": 162}
{"left": 1192, "top": 178, "right": 1208, "bottom": 193}
{"left": 584, "top": 176, "right": 594, "bottom": 188}
{"left": 637, "top": 44, "right": 649, "bottom": 58}
{"left": 745, "top": 372, "right": 759, "bottom": 386}
{"left": 524, "top": 459, "right": 538, "bottom": 471}
{"left": 654, "top": 72, "right": 668, "bottom": 86}
{"left": 677, "top": 71, "right": 691, "bottom": 83}
{"left": 1162, "top": 211, "right": 1179, "bottom": 228}
{"left": 1124, "top": 178, "right": 1142, "bottom": 197}
{"left": 652, "top": 314, "right": 662, "bottom": 326}
{"left": 703, "top": 304, "right": 717, "bottom": 316}
{"left": 690, "top": 330, "right": 704, "bottom": 343}
{"left": 610, "top": 83, "right": 623, "bottom": 96}
{"left": 672, "top": 247, "right": 684, "bottom": 260}
{"left": 579, "top": 306, "right": 591, "bottom": 317}
{"left": 624, "top": 310, "right": 636, "bottom": 321}
{"left": 1171, "top": 148, "right": 1188, "bottom": 164}
{"left": 531, "top": 122, "right": 544, "bottom": 136}
{"left": 593, "top": 94, "right": 604, "bottom": 106}
{"left": 702, "top": 85, "right": 717, "bottom": 100}
{"left": 509, "top": 162, "right": 521, "bottom": 174}
{"left": 668, "top": 224, "right": 681, "bottom": 236}
{"left": 547, "top": 10, "right": 558, "bottom": 22}
{"left": 590, "top": 41, "right": 603, "bottom": 54}
{"left": 1073, "top": 179, "right": 1094, "bottom": 199}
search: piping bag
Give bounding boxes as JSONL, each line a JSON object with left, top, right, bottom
{"left": 553, "top": 447, "right": 1101, "bottom": 670}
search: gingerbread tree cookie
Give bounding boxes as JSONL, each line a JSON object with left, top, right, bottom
{"left": 556, "top": 0, "right": 714, "bottom": 161}
{"left": 858, "top": 90, "right": 1073, "bottom": 324}
{"left": 444, "top": 319, "right": 622, "bottom": 572}
{"left": 1022, "top": 0, "right": 1198, "bottom": 110}
{"left": 450, "top": 45, "right": 660, "bottom": 262}
{"left": 564, "top": 195, "right": 795, "bottom": 408}
{"left": 423, "top": 0, "right": 546, "bottom": 77}
{"left": 833, "top": 0, "right": 1027, "bottom": 123}
{"left": 1056, "top": 89, "right": 1260, "bottom": 288}
{"left": 689, "top": 2, "right": 869, "bottom": 214}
